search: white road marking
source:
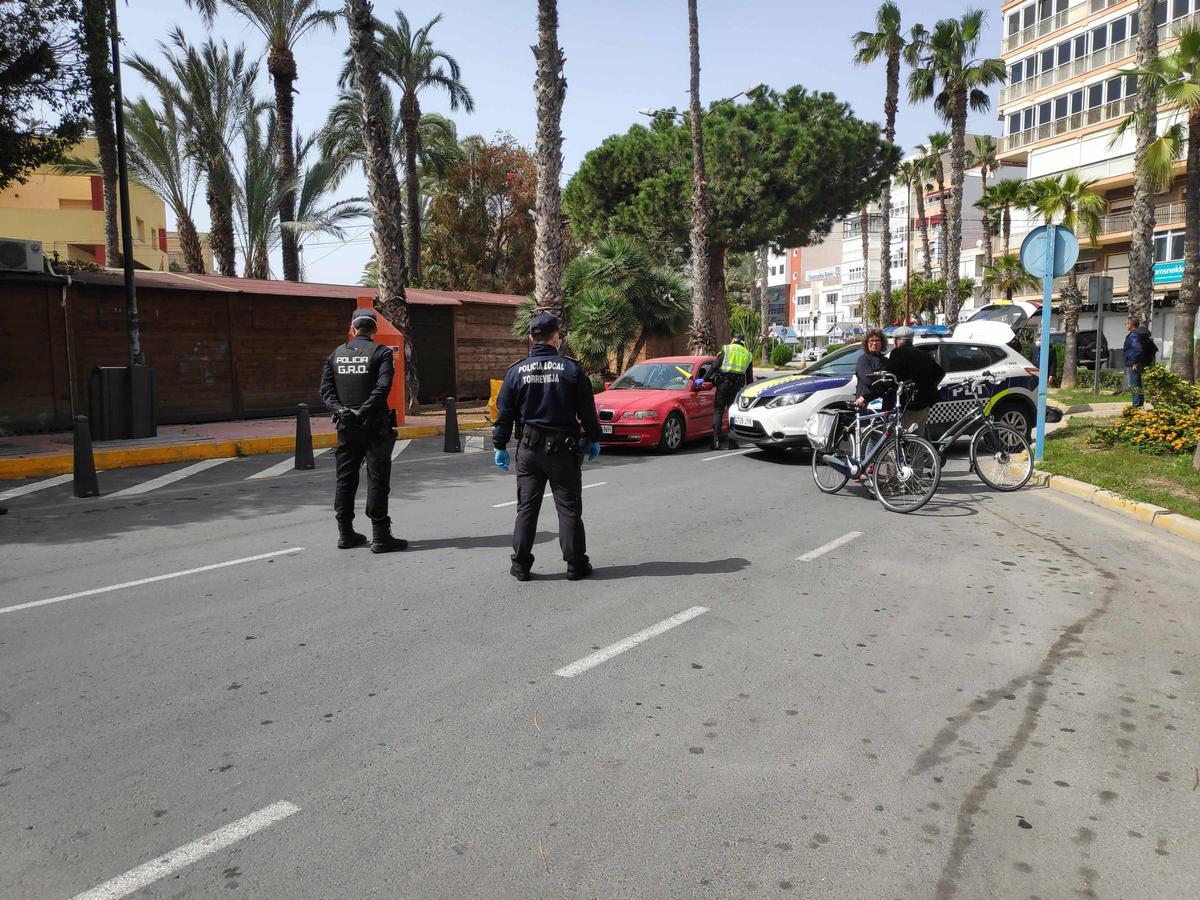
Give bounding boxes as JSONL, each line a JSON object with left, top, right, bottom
{"left": 555, "top": 606, "right": 710, "bottom": 678}
{"left": 107, "top": 457, "right": 235, "bottom": 497}
{"left": 391, "top": 439, "right": 412, "bottom": 460}
{"left": 797, "top": 530, "right": 863, "bottom": 562}
{"left": 701, "top": 448, "right": 756, "bottom": 462}
{"left": 491, "top": 482, "right": 608, "bottom": 509}
{"left": 0, "top": 548, "right": 305, "bottom": 616}
{"left": 245, "top": 448, "right": 329, "bottom": 480}
{"left": 0, "top": 473, "right": 75, "bottom": 501}
{"left": 462, "top": 436, "right": 487, "bottom": 454}
{"left": 70, "top": 801, "right": 300, "bottom": 900}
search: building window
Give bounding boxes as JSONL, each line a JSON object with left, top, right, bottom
{"left": 1088, "top": 82, "right": 1104, "bottom": 109}
{"left": 824, "top": 292, "right": 838, "bottom": 307}
{"left": 1154, "top": 229, "right": 1186, "bottom": 262}
{"left": 1110, "top": 17, "right": 1127, "bottom": 44}
{"left": 136, "top": 217, "right": 145, "bottom": 242}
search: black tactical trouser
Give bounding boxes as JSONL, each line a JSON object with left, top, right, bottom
{"left": 334, "top": 422, "right": 396, "bottom": 525}
{"left": 712, "top": 378, "right": 743, "bottom": 447}
{"left": 512, "top": 444, "right": 586, "bottom": 571}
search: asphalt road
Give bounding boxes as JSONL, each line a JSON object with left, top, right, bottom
{"left": 1, "top": 433, "right": 1198, "bottom": 899}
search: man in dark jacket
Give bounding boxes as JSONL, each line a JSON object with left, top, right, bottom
{"left": 884, "top": 326, "right": 945, "bottom": 436}
{"left": 1123, "top": 316, "right": 1157, "bottom": 408}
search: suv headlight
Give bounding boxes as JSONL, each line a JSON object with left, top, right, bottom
{"left": 621, "top": 409, "right": 659, "bottom": 420}
{"left": 765, "top": 392, "right": 810, "bottom": 409}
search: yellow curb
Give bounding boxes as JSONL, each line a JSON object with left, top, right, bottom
{"left": 1092, "top": 489, "right": 1168, "bottom": 525}
{"left": 1047, "top": 475, "right": 1099, "bottom": 502}
{"left": 0, "top": 420, "right": 489, "bottom": 481}
{"left": 1154, "top": 513, "right": 1200, "bottom": 543}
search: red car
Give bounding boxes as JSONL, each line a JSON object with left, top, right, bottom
{"left": 595, "top": 356, "right": 725, "bottom": 452}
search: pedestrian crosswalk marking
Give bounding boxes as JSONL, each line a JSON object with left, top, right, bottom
{"left": 246, "top": 448, "right": 330, "bottom": 480}
{"left": 107, "top": 457, "right": 236, "bottom": 497}
{"left": 391, "top": 439, "right": 412, "bottom": 460}
{"left": 0, "top": 473, "right": 75, "bottom": 502}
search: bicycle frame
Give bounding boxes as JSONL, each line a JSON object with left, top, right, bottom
{"left": 927, "top": 378, "right": 999, "bottom": 460}
{"left": 828, "top": 406, "right": 905, "bottom": 479}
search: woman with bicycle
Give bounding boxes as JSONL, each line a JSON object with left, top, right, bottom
{"left": 854, "top": 330, "right": 889, "bottom": 410}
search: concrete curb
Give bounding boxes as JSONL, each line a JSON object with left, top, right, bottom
{"left": 0, "top": 420, "right": 490, "bottom": 481}
{"left": 1031, "top": 468, "right": 1200, "bottom": 544}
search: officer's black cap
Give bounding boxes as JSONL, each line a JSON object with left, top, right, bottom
{"left": 732, "top": 333, "right": 745, "bottom": 342}
{"left": 529, "top": 312, "right": 561, "bottom": 338}
{"left": 351, "top": 308, "right": 378, "bottom": 327}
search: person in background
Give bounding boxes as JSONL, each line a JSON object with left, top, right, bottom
{"left": 884, "top": 326, "right": 944, "bottom": 437}
{"left": 1122, "top": 316, "right": 1157, "bottom": 408}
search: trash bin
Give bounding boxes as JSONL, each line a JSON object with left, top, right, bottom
{"left": 349, "top": 297, "right": 406, "bottom": 425}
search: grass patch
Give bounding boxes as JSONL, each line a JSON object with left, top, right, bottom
{"left": 1049, "top": 386, "right": 1132, "bottom": 408}
{"left": 1042, "top": 417, "right": 1200, "bottom": 520}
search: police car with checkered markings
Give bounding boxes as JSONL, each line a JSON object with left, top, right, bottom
{"left": 729, "top": 333, "right": 1043, "bottom": 453}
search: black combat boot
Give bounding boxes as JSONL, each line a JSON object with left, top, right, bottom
{"left": 566, "top": 560, "right": 593, "bottom": 581}
{"left": 337, "top": 520, "right": 368, "bottom": 550}
{"left": 370, "top": 520, "right": 408, "bottom": 553}
{"left": 510, "top": 562, "right": 531, "bottom": 582}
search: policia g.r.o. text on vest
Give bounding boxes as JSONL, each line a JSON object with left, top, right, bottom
{"left": 320, "top": 308, "right": 407, "bottom": 553}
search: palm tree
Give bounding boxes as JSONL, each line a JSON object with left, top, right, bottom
{"left": 363, "top": 12, "right": 474, "bottom": 285}
{"left": 80, "top": 0, "right": 119, "bottom": 267}
{"left": 290, "top": 132, "right": 371, "bottom": 278}
{"left": 235, "top": 109, "right": 284, "bottom": 279}
{"left": 56, "top": 96, "right": 208, "bottom": 274}
{"left": 1117, "top": 26, "right": 1200, "bottom": 381}
{"left": 982, "top": 253, "right": 1037, "bottom": 302}
{"left": 684, "top": 0, "right": 716, "bottom": 352}
{"left": 343, "top": 0, "right": 415, "bottom": 410}
{"left": 1027, "top": 174, "right": 1104, "bottom": 388}
{"left": 532, "top": 0, "right": 568, "bottom": 328}
{"left": 904, "top": 153, "right": 935, "bottom": 280}
{"left": 916, "top": 133, "right": 950, "bottom": 275}
{"left": 981, "top": 178, "right": 1025, "bottom": 259}
{"left": 967, "top": 135, "right": 998, "bottom": 266}
{"left": 895, "top": 158, "right": 920, "bottom": 318}
{"left": 191, "top": 0, "right": 337, "bottom": 282}
{"left": 859, "top": 205, "right": 871, "bottom": 324}
{"left": 909, "top": 11, "right": 1006, "bottom": 327}
{"left": 130, "top": 31, "right": 259, "bottom": 277}
{"left": 852, "top": 2, "right": 922, "bottom": 320}
{"left": 1127, "top": 0, "right": 1161, "bottom": 327}
{"left": 756, "top": 245, "right": 769, "bottom": 364}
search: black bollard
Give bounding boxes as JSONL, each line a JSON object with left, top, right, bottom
{"left": 294, "top": 403, "right": 315, "bottom": 470}
{"left": 73, "top": 415, "right": 100, "bottom": 498}
{"left": 443, "top": 397, "right": 462, "bottom": 453}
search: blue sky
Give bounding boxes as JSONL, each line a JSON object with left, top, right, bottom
{"left": 117, "top": 0, "right": 1004, "bottom": 283}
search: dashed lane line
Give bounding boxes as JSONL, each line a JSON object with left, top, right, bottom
{"left": 554, "top": 606, "right": 710, "bottom": 678}
{"left": 797, "top": 530, "right": 863, "bottom": 562}
{"left": 0, "top": 547, "right": 305, "bottom": 616}
{"left": 106, "top": 457, "right": 236, "bottom": 497}
{"left": 0, "top": 473, "right": 75, "bottom": 501}
{"left": 70, "top": 801, "right": 300, "bottom": 900}
{"left": 492, "top": 482, "right": 608, "bottom": 509}
{"left": 245, "top": 448, "right": 330, "bottom": 480}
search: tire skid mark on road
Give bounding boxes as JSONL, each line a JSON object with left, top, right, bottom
{"left": 924, "top": 505, "right": 1120, "bottom": 900}
{"left": 70, "top": 800, "right": 300, "bottom": 900}
{"left": 554, "top": 605, "right": 709, "bottom": 677}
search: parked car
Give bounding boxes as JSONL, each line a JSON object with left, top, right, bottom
{"left": 729, "top": 335, "right": 1048, "bottom": 452}
{"left": 1031, "top": 330, "right": 1109, "bottom": 368}
{"left": 594, "top": 356, "right": 724, "bottom": 453}
{"left": 800, "top": 347, "right": 822, "bottom": 362}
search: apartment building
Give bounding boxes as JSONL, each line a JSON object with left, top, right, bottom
{"left": 792, "top": 231, "right": 842, "bottom": 347}
{"left": 998, "top": 0, "right": 1200, "bottom": 357}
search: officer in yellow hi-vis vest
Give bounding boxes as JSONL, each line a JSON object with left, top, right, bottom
{"left": 704, "top": 333, "right": 754, "bottom": 450}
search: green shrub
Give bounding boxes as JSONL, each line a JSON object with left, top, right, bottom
{"left": 770, "top": 343, "right": 795, "bottom": 367}
{"left": 1074, "top": 368, "right": 1126, "bottom": 392}
{"left": 1091, "top": 366, "right": 1200, "bottom": 455}
{"left": 823, "top": 342, "right": 848, "bottom": 357}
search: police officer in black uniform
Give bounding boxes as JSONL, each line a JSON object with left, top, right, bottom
{"left": 492, "top": 313, "right": 603, "bottom": 582}
{"left": 320, "top": 308, "right": 406, "bottom": 553}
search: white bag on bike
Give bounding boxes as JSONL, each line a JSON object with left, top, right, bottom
{"left": 805, "top": 410, "right": 841, "bottom": 452}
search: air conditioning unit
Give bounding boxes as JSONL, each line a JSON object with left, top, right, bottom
{"left": 0, "top": 238, "right": 44, "bottom": 273}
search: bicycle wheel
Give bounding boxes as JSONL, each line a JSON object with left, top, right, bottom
{"left": 811, "top": 445, "right": 851, "bottom": 494}
{"left": 970, "top": 424, "right": 1032, "bottom": 491}
{"left": 872, "top": 434, "right": 941, "bottom": 513}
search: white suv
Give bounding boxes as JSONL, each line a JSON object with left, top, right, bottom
{"left": 729, "top": 336, "right": 1044, "bottom": 452}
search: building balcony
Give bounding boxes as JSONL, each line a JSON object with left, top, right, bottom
{"left": 1089, "top": 201, "right": 1185, "bottom": 240}
{"left": 1003, "top": 0, "right": 1124, "bottom": 54}
{"left": 841, "top": 279, "right": 881, "bottom": 300}
{"left": 1000, "top": 96, "right": 1135, "bottom": 153}
{"left": 1000, "top": 37, "right": 1134, "bottom": 106}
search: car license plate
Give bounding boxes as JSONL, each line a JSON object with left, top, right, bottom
{"left": 600, "top": 425, "right": 613, "bottom": 434}
{"left": 732, "top": 415, "right": 752, "bottom": 427}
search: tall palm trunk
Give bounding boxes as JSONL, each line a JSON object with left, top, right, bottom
{"left": 980, "top": 170, "right": 993, "bottom": 280}
{"left": 1129, "top": 0, "right": 1159, "bottom": 326}
{"left": 82, "top": 0, "right": 119, "bottom": 267}
{"left": 345, "top": 0, "right": 417, "bottom": 412}
{"left": 400, "top": 93, "right": 422, "bottom": 284}
{"left": 178, "top": 214, "right": 206, "bottom": 274}
{"left": 532, "top": 0, "right": 567, "bottom": 326}
{"left": 248, "top": 240, "right": 270, "bottom": 280}
{"left": 934, "top": 165, "right": 947, "bottom": 275}
{"left": 707, "top": 243, "right": 730, "bottom": 347}
{"left": 879, "top": 49, "right": 899, "bottom": 318}
{"left": 685, "top": 0, "right": 715, "bottom": 352}
{"left": 1001, "top": 204, "right": 1012, "bottom": 258}
{"left": 268, "top": 47, "right": 301, "bottom": 281}
{"left": 206, "top": 175, "right": 237, "bottom": 276}
{"left": 1061, "top": 275, "right": 1082, "bottom": 388}
{"left": 944, "top": 91, "right": 967, "bottom": 327}
{"left": 1172, "top": 107, "right": 1200, "bottom": 381}
{"left": 757, "top": 245, "right": 769, "bottom": 364}
{"left": 915, "top": 183, "right": 932, "bottom": 278}
{"left": 860, "top": 205, "right": 871, "bottom": 325}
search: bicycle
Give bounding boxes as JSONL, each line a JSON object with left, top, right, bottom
{"left": 925, "top": 370, "right": 1033, "bottom": 492}
{"left": 807, "top": 375, "right": 942, "bottom": 514}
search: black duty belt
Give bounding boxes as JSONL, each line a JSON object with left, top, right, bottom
{"left": 520, "top": 424, "right": 582, "bottom": 454}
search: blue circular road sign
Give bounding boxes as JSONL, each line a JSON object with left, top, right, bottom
{"left": 1020, "top": 224, "right": 1079, "bottom": 278}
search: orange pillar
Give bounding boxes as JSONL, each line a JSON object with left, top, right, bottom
{"left": 351, "top": 296, "right": 405, "bottom": 426}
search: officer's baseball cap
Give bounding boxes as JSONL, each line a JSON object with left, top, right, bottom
{"left": 528, "top": 312, "right": 561, "bottom": 338}
{"left": 732, "top": 333, "right": 745, "bottom": 343}
{"left": 351, "top": 308, "right": 377, "bottom": 327}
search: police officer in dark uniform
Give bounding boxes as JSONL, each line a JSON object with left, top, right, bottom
{"left": 492, "top": 313, "right": 603, "bottom": 582}
{"left": 320, "top": 308, "right": 406, "bottom": 553}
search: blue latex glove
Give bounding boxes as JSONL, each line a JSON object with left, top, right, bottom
{"left": 585, "top": 441, "right": 601, "bottom": 462}
{"left": 693, "top": 378, "right": 707, "bottom": 389}
{"left": 494, "top": 449, "right": 510, "bottom": 470}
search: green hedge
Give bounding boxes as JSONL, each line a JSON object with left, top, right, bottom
{"left": 770, "top": 343, "right": 795, "bottom": 367}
